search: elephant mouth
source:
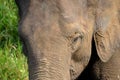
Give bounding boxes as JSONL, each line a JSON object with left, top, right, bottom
{"left": 70, "top": 67, "right": 78, "bottom": 80}
{"left": 70, "top": 65, "right": 82, "bottom": 80}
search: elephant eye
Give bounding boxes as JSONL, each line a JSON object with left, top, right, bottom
{"left": 72, "top": 32, "right": 84, "bottom": 43}
{"left": 73, "top": 35, "right": 83, "bottom": 42}
{"left": 69, "top": 32, "right": 84, "bottom": 51}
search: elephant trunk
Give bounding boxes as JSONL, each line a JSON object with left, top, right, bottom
{"left": 28, "top": 53, "right": 70, "bottom": 80}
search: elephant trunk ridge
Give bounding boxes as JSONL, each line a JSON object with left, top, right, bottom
{"left": 29, "top": 57, "right": 69, "bottom": 80}
{"left": 29, "top": 58, "right": 51, "bottom": 80}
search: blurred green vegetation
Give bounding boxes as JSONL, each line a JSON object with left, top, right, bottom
{"left": 0, "top": 0, "right": 28, "bottom": 80}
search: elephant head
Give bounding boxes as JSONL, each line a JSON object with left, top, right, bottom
{"left": 15, "top": 0, "right": 120, "bottom": 80}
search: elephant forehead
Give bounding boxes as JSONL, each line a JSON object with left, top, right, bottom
{"left": 60, "top": 18, "right": 89, "bottom": 33}
{"left": 66, "top": 20, "right": 87, "bottom": 31}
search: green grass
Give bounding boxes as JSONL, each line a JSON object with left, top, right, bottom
{"left": 0, "top": 0, "right": 28, "bottom": 80}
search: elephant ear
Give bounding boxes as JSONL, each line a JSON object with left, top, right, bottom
{"left": 94, "top": 28, "right": 112, "bottom": 62}
{"left": 94, "top": 0, "right": 120, "bottom": 62}
{"left": 94, "top": 18, "right": 120, "bottom": 62}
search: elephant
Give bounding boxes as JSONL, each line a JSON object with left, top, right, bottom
{"left": 15, "top": 0, "right": 120, "bottom": 80}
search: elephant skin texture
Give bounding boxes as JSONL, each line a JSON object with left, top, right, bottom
{"left": 15, "top": 0, "right": 120, "bottom": 80}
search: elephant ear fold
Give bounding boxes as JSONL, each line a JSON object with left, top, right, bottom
{"left": 94, "top": 28, "right": 114, "bottom": 62}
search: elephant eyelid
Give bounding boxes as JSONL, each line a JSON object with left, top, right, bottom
{"left": 65, "top": 32, "right": 84, "bottom": 42}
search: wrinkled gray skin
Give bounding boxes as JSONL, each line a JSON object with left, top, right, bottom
{"left": 15, "top": 0, "right": 120, "bottom": 80}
